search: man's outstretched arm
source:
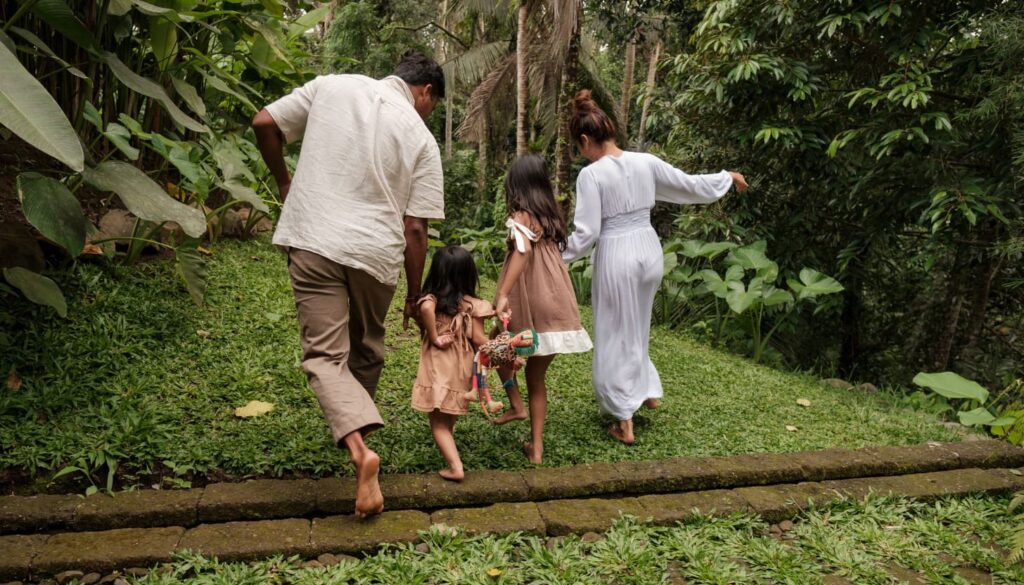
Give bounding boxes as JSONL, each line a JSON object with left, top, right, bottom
{"left": 402, "top": 216, "right": 428, "bottom": 330}
{"left": 252, "top": 109, "right": 292, "bottom": 202}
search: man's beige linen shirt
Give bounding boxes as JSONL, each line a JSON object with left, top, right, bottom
{"left": 266, "top": 74, "right": 444, "bottom": 285}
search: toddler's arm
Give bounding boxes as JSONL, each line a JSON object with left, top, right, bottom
{"left": 419, "top": 298, "right": 452, "bottom": 349}
{"left": 470, "top": 315, "right": 490, "bottom": 350}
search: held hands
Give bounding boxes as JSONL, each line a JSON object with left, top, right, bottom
{"left": 494, "top": 295, "right": 511, "bottom": 322}
{"left": 403, "top": 298, "right": 421, "bottom": 331}
{"left": 728, "top": 171, "right": 748, "bottom": 193}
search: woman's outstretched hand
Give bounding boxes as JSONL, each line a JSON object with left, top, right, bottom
{"left": 729, "top": 171, "right": 748, "bottom": 192}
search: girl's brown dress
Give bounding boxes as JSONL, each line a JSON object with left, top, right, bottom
{"left": 411, "top": 294, "right": 494, "bottom": 415}
{"left": 496, "top": 212, "right": 593, "bottom": 356}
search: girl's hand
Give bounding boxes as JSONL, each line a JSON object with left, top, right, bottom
{"left": 432, "top": 333, "right": 454, "bottom": 349}
{"left": 728, "top": 171, "right": 748, "bottom": 193}
{"left": 494, "top": 295, "right": 511, "bottom": 322}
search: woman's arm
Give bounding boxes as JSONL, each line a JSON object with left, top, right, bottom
{"left": 562, "top": 170, "right": 602, "bottom": 263}
{"left": 649, "top": 154, "right": 747, "bottom": 204}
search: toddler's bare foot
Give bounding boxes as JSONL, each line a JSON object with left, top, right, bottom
{"left": 522, "top": 440, "right": 543, "bottom": 464}
{"left": 492, "top": 408, "right": 527, "bottom": 425}
{"left": 643, "top": 398, "right": 661, "bottom": 409}
{"left": 353, "top": 450, "right": 384, "bottom": 518}
{"left": 439, "top": 467, "right": 464, "bottom": 482}
{"left": 608, "top": 423, "right": 635, "bottom": 445}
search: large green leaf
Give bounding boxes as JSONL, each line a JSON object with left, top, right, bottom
{"left": 913, "top": 371, "right": 989, "bottom": 402}
{"left": 17, "top": 173, "right": 88, "bottom": 255}
{"left": 288, "top": 5, "right": 330, "bottom": 39}
{"left": 726, "top": 278, "right": 763, "bottom": 314}
{"left": 681, "top": 240, "right": 737, "bottom": 259}
{"left": 81, "top": 161, "right": 207, "bottom": 238}
{"left": 103, "top": 123, "right": 140, "bottom": 160}
{"left": 30, "top": 0, "right": 98, "bottom": 53}
{"left": 726, "top": 245, "right": 778, "bottom": 281}
{"left": 699, "top": 269, "right": 729, "bottom": 298}
{"left": 220, "top": 180, "right": 269, "bottom": 213}
{"left": 202, "top": 72, "right": 258, "bottom": 112}
{"left": 171, "top": 77, "right": 207, "bottom": 118}
{"left": 8, "top": 26, "right": 88, "bottom": 78}
{"left": 957, "top": 407, "right": 995, "bottom": 427}
{"left": 108, "top": 0, "right": 132, "bottom": 15}
{"left": 175, "top": 243, "right": 207, "bottom": 305}
{"left": 212, "top": 140, "right": 255, "bottom": 182}
{"left": 3, "top": 267, "right": 67, "bottom": 317}
{"left": 761, "top": 286, "right": 794, "bottom": 307}
{"left": 102, "top": 52, "right": 208, "bottom": 133}
{"left": 787, "top": 268, "right": 844, "bottom": 300}
{"left": 150, "top": 15, "right": 178, "bottom": 71}
{"left": 0, "top": 42, "right": 84, "bottom": 172}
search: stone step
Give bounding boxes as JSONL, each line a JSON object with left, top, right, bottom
{"left": 2, "top": 440, "right": 1022, "bottom": 537}
{"left": 2, "top": 465, "right": 1023, "bottom": 582}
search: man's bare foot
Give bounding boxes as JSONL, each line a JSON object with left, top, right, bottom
{"left": 522, "top": 440, "right": 543, "bottom": 464}
{"left": 439, "top": 467, "right": 464, "bottom": 482}
{"left": 492, "top": 408, "right": 527, "bottom": 425}
{"left": 608, "top": 423, "right": 635, "bottom": 445}
{"left": 353, "top": 450, "right": 384, "bottom": 519}
{"left": 643, "top": 398, "right": 661, "bottom": 409}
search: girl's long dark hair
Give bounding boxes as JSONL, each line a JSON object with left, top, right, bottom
{"left": 504, "top": 155, "right": 568, "bottom": 251}
{"left": 422, "top": 245, "right": 479, "bottom": 316}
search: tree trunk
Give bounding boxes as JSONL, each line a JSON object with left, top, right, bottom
{"left": 838, "top": 275, "right": 862, "bottom": 379}
{"left": 478, "top": 114, "right": 488, "bottom": 191}
{"left": 620, "top": 40, "right": 636, "bottom": 145}
{"left": 437, "top": 0, "right": 452, "bottom": 158}
{"left": 954, "top": 224, "right": 1002, "bottom": 365}
{"left": 927, "top": 245, "right": 970, "bottom": 372}
{"left": 515, "top": 1, "right": 529, "bottom": 157}
{"left": 553, "top": 27, "right": 580, "bottom": 207}
{"left": 637, "top": 40, "right": 661, "bottom": 147}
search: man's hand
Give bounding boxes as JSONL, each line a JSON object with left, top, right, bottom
{"left": 728, "top": 171, "right": 749, "bottom": 193}
{"left": 494, "top": 295, "right": 511, "bottom": 322}
{"left": 278, "top": 179, "right": 292, "bottom": 202}
{"left": 403, "top": 298, "right": 421, "bottom": 331}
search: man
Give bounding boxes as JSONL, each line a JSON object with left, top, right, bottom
{"left": 252, "top": 52, "right": 445, "bottom": 518}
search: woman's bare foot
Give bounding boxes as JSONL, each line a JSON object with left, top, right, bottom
{"left": 439, "top": 467, "right": 465, "bottom": 482}
{"left": 522, "top": 440, "right": 543, "bottom": 464}
{"left": 643, "top": 398, "right": 661, "bottom": 409}
{"left": 608, "top": 422, "right": 635, "bottom": 445}
{"left": 353, "top": 450, "right": 384, "bottom": 519}
{"left": 492, "top": 408, "right": 527, "bottom": 425}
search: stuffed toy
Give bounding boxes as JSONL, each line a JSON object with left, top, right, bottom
{"left": 464, "top": 318, "right": 538, "bottom": 417}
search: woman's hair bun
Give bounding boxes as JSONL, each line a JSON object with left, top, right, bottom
{"left": 572, "top": 89, "right": 596, "bottom": 115}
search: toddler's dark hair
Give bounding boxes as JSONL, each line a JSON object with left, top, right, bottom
{"left": 504, "top": 155, "right": 568, "bottom": 251}
{"left": 422, "top": 245, "right": 479, "bottom": 316}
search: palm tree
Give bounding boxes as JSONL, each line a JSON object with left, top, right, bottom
{"left": 636, "top": 36, "right": 661, "bottom": 147}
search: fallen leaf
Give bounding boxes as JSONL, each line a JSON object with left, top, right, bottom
{"left": 487, "top": 568, "right": 503, "bottom": 577}
{"left": 196, "top": 329, "right": 211, "bottom": 338}
{"left": 7, "top": 369, "right": 22, "bottom": 391}
{"left": 796, "top": 398, "right": 811, "bottom": 407}
{"left": 197, "top": 246, "right": 213, "bottom": 256}
{"left": 1010, "top": 469, "right": 1022, "bottom": 476}
{"left": 235, "top": 400, "right": 274, "bottom": 418}
{"left": 785, "top": 425, "right": 799, "bottom": 432}
{"left": 81, "top": 243, "right": 104, "bottom": 255}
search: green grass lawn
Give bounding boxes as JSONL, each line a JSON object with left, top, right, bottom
{"left": 132, "top": 495, "right": 1023, "bottom": 584}
{"left": 0, "top": 237, "right": 960, "bottom": 490}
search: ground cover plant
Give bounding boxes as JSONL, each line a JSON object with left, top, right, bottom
{"left": 105, "top": 495, "right": 1024, "bottom": 584}
{"left": 0, "top": 237, "right": 961, "bottom": 492}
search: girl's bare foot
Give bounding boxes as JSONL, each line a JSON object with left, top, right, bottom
{"left": 439, "top": 467, "right": 465, "bottom": 482}
{"left": 643, "top": 398, "right": 661, "bottom": 409}
{"left": 608, "top": 422, "right": 635, "bottom": 445}
{"left": 492, "top": 408, "right": 527, "bottom": 425}
{"left": 522, "top": 440, "right": 543, "bottom": 464}
{"left": 353, "top": 450, "right": 384, "bottom": 518}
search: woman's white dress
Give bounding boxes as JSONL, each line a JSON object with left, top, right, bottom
{"left": 562, "top": 152, "right": 733, "bottom": 421}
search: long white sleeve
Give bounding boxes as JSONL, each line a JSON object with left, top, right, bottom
{"left": 649, "top": 155, "right": 733, "bottom": 205}
{"left": 562, "top": 170, "right": 602, "bottom": 263}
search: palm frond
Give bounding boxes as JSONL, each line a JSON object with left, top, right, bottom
{"left": 443, "top": 41, "right": 511, "bottom": 88}
{"left": 457, "top": 52, "right": 517, "bottom": 141}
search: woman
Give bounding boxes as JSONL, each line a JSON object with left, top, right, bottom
{"left": 562, "top": 90, "right": 748, "bottom": 445}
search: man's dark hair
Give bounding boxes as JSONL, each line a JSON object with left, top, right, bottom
{"left": 392, "top": 51, "right": 445, "bottom": 99}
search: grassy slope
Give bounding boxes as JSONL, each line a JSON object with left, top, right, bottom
{"left": 143, "top": 495, "right": 1024, "bottom": 584}
{"left": 0, "top": 237, "right": 959, "bottom": 485}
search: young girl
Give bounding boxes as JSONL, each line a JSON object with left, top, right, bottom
{"left": 493, "top": 155, "right": 593, "bottom": 464}
{"left": 412, "top": 246, "right": 494, "bottom": 481}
